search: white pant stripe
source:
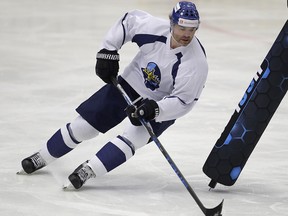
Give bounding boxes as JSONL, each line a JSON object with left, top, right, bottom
{"left": 60, "top": 126, "right": 78, "bottom": 149}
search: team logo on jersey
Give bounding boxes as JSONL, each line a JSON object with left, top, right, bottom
{"left": 141, "top": 62, "right": 161, "bottom": 91}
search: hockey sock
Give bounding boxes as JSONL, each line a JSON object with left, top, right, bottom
{"left": 46, "top": 124, "right": 81, "bottom": 158}
{"left": 88, "top": 135, "right": 135, "bottom": 176}
{"left": 40, "top": 116, "right": 100, "bottom": 162}
{"left": 69, "top": 115, "right": 99, "bottom": 141}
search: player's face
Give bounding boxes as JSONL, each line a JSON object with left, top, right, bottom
{"left": 171, "top": 24, "right": 196, "bottom": 48}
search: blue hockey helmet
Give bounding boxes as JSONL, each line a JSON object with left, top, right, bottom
{"left": 171, "top": 1, "right": 200, "bottom": 28}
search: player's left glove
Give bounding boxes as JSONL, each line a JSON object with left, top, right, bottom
{"left": 125, "top": 99, "right": 159, "bottom": 126}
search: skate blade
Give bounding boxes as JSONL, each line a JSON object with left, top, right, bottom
{"left": 62, "top": 182, "right": 75, "bottom": 191}
{"left": 16, "top": 169, "right": 27, "bottom": 175}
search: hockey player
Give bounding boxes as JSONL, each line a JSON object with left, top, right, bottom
{"left": 20, "top": 1, "right": 208, "bottom": 190}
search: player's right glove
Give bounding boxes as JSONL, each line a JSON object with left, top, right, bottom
{"left": 125, "top": 99, "right": 159, "bottom": 126}
{"left": 95, "top": 49, "right": 120, "bottom": 84}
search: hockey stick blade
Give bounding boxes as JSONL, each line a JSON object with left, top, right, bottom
{"left": 111, "top": 77, "right": 224, "bottom": 216}
{"left": 205, "top": 199, "right": 224, "bottom": 216}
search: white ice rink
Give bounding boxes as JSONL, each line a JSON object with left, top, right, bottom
{"left": 0, "top": 0, "right": 287, "bottom": 215}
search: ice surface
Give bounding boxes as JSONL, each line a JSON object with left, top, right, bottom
{"left": 0, "top": 0, "right": 287, "bottom": 215}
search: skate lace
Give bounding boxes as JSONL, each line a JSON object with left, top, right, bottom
{"left": 31, "top": 153, "right": 46, "bottom": 169}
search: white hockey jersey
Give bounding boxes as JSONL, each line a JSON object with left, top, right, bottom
{"left": 100, "top": 10, "right": 208, "bottom": 122}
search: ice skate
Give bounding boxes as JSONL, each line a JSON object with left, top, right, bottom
{"left": 18, "top": 152, "right": 46, "bottom": 174}
{"left": 63, "top": 161, "right": 96, "bottom": 190}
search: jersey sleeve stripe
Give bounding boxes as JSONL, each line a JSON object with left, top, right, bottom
{"left": 132, "top": 34, "right": 167, "bottom": 47}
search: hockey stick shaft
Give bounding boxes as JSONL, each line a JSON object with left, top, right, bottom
{"left": 111, "top": 77, "right": 223, "bottom": 216}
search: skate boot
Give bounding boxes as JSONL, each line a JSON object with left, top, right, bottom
{"left": 20, "top": 152, "right": 46, "bottom": 174}
{"left": 67, "top": 161, "right": 96, "bottom": 189}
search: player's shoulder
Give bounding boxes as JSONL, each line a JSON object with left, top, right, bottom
{"left": 180, "top": 40, "right": 208, "bottom": 73}
{"left": 127, "top": 9, "right": 151, "bottom": 17}
{"left": 127, "top": 9, "right": 168, "bottom": 26}
{"left": 183, "top": 37, "right": 207, "bottom": 60}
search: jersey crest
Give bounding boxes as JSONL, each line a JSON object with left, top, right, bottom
{"left": 141, "top": 62, "right": 161, "bottom": 91}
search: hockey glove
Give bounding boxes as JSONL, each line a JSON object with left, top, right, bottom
{"left": 126, "top": 99, "right": 159, "bottom": 126}
{"left": 96, "top": 49, "right": 120, "bottom": 84}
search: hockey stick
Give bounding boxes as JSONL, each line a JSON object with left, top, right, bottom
{"left": 111, "top": 77, "right": 224, "bottom": 216}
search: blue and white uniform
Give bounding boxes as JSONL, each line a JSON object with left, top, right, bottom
{"left": 39, "top": 9, "right": 208, "bottom": 178}
{"left": 102, "top": 10, "right": 208, "bottom": 122}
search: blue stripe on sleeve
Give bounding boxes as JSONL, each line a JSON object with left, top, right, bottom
{"left": 121, "top": 13, "right": 129, "bottom": 46}
{"left": 132, "top": 34, "right": 167, "bottom": 47}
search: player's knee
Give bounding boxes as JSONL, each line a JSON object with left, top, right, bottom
{"left": 122, "top": 125, "right": 150, "bottom": 150}
{"left": 116, "top": 135, "right": 135, "bottom": 156}
{"left": 69, "top": 115, "right": 99, "bottom": 141}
